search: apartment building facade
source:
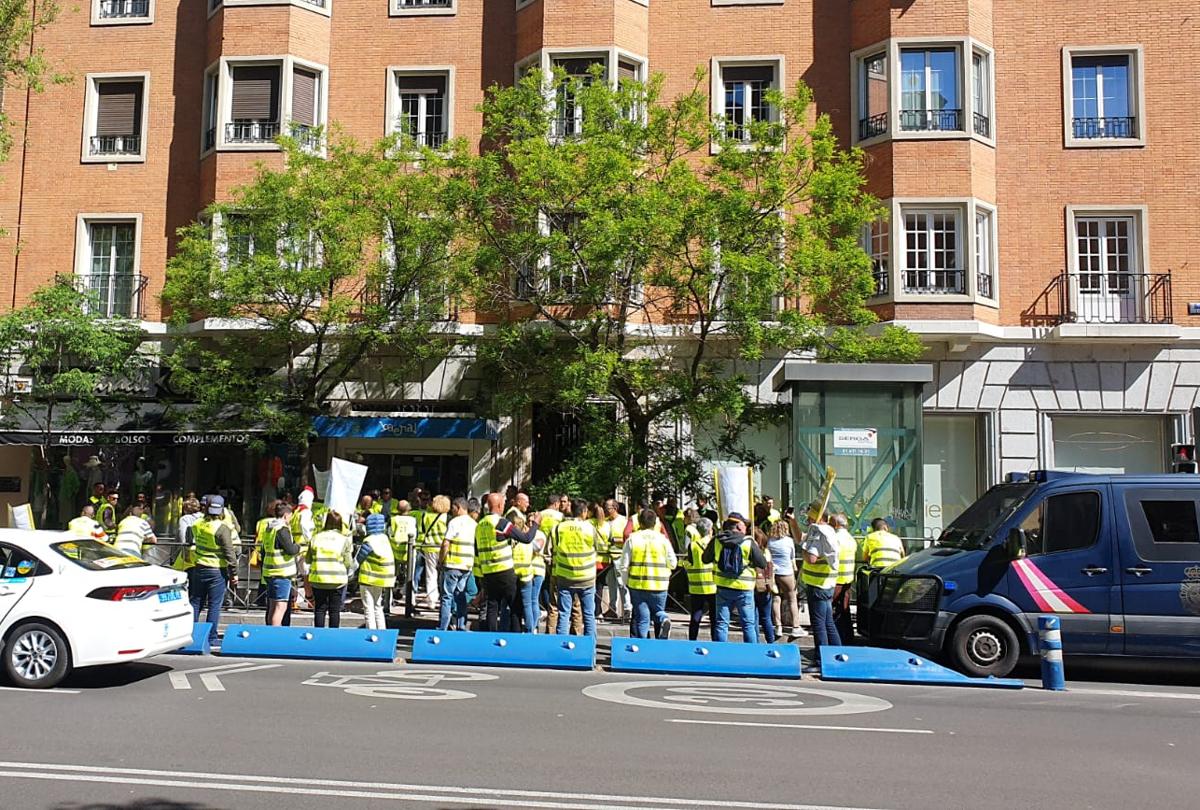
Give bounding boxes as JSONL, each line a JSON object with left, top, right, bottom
{"left": 0, "top": 0, "right": 1197, "bottom": 534}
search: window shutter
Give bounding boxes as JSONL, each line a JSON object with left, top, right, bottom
{"left": 618, "top": 60, "right": 639, "bottom": 82}
{"left": 231, "top": 66, "right": 279, "bottom": 120}
{"left": 291, "top": 68, "right": 318, "bottom": 126}
{"left": 722, "top": 65, "right": 774, "bottom": 83}
{"left": 396, "top": 74, "right": 446, "bottom": 95}
{"left": 95, "top": 82, "right": 141, "bottom": 136}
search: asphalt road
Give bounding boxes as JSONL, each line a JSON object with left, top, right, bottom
{"left": 1, "top": 651, "right": 1199, "bottom": 810}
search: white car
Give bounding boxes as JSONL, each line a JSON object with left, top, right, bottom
{"left": 0, "top": 530, "right": 193, "bottom": 688}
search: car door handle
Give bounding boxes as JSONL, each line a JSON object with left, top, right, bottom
{"left": 1125, "top": 567, "right": 1154, "bottom": 577}
{"left": 1080, "top": 566, "right": 1109, "bottom": 576}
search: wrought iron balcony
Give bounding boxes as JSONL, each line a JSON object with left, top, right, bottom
{"left": 858, "top": 112, "right": 887, "bottom": 141}
{"left": 1072, "top": 116, "right": 1136, "bottom": 140}
{"left": 973, "top": 112, "right": 991, "bottom": 138}
{"left": 290, "top": 123, "right": 322, "bottom": 151}
{"left": 89, "top": 135, "right": 141, "bottom": 156}
{"left": 392, "top": 123, "right": 448, "bottom": 149}
{"left": 225, "top": 120, "right": 280, "bottom": 144}
{"left": 900, "top": 108, "right": 962, "bottom": 132}
{"left": 97, "top": 0, "right": 150, "bottom": 17}
{"left": 77, "top": 273, "right": 148, "bottom": 319}
{"left": 395, "top": 0, "right": 452, "bottom": 6}
{"left": 1022, "top": 272, "right": 1172, "bottom": 326}
{"left": 358, "top": 282, "right": 459, "bottom": 321}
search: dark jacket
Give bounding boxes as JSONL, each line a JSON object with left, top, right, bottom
{"left": 702, "top": 528, "right": 768, "bottom": 569}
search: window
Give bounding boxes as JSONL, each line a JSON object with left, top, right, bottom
{"left": 209, "top": 0, "right": 329, "bottom": 16}
{"left": 971, "top": 51, "right": 990, "bottom": 138}
{"left": 974, "top": 208, "right": 994, "bottom": 299}
{"left": 857, "top": 53, "right": 888, "bottom": 140}
{"left": 387, "top": 68, "right": 453, "bottom": 148}
{"left": 1064, "top": 47, "right": 1143, "bottom": 145}
{"left": 1069, "top": 208, "right": 1155, "bottom": 324}
{"left": 862, "top": 217, "right": 889, "bottom": 296}
{"left": 1020, "top": 492, "right": 1101, "bottom": 556}
{"left": 290, "top": 66, "right": 320, "bottom": 149}
{"left": 1051, "top": 414, "right": 1167, "bottom": 473}
{"left": 518, "top": 211, "right": 587, "bottom": 301}
{"left": 228, "top": 65, "right": 280, "bottom": 144}
{"left": 0, "top": 545, "right": 49, "bottom": 578}
{"left": 202, "top": 68, "right": 218, "bottom": 152}
{"left": 900, "top": 48, "right": 960, "bottom": 132}
{"left": 901, "top": 208, "right": 962, "bottom": 294}
{"left": 92, "top": 0, "right": 152, "bottom": 24}
{"left": 1141, "top": 501, "right": 1200, "bottom": 545}
{"left": 218, "top": 213, "right": 267, "bottom": 270}
{"left": 718, "top": 63, "right": 777, "bottom": 142}
{"left": 551, "top": 57, "right": 604, "bottom": 139}
{"left": 212, "top": 58, "right": 327, "bottom": 153}
{"left": 82, "top": 74, "right": 148, "bottom": 163}
{"left": 74, "top": 215, "right": 145, "bottom": 318}
{"left": 391, "top": 0, "right": 454, "bottom": 15}
{"left": 52, "top": 540, "right": 148, "bottom": 571}
{"left": 1124, "top": 490, "right": 1200, "bottom": 562}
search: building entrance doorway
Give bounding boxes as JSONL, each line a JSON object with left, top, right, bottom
{"left": 359, "top": 453, "right": 470, "bottom": 498}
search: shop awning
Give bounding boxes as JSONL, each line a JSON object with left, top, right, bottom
{"left": 312, "top": 415, "right": 499, "bottom": 441}
{"left": 0, "top": 407, "right": 261, "bottom": 447}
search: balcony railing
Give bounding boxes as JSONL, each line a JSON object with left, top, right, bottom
{"left": 1021, "top": 272, "right": 1172, "bottom": 326}
{"left": 900, "top": 108, "right": 962, "bottom": 132}
{"left": 973, "top": 112, "right": 991, "bottom": 138}
{"left": 97, "top": 0, "right": 150, "bottom": 17}
{"left": 1072, "top": 116, "right": 1136, "bottom": 140}
{"left": 78, "top": 273, "right": 148, "bottom": 319}
{"left": 225, "top": 120, "right": 280, "bottom": 144}
{"left": 393, "top": 124, "right": 448, "bottom": 149}
{"left": 858, "top": 112, "right": 887, "bottom": 141}
{"left": 204, "top": 126, "right": 216, "bottom": 151}
{"left": 358, "top": 283, "right": 459, "bottom": 321}
{"left": 396, "top": 0, "right": 453, "bottom": 6}
{"left": 290, "top": 123, "right": 321, "bottom": 151}
{"left": 89, "top": 135, "right": 141, "bottom": 156}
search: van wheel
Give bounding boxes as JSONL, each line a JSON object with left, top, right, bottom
{"left": 3, "top": 622, "right": 71, "bottom": 689}
{"left": 950, "top": 615, "right": 1018, "bottom": 678}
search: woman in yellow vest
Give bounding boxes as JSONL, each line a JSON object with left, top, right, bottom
{"left": 356, "top": 513, "right": 395, "bottom": 631}
{"left": 415, "top": 495, "right": 450, "bottom": 610}
{"left": 622, "top": 509, "right": 677, "bottom": 639}
{"left": 680, "top": 516, "right": 717, "bottom": 641}
{"left": 261, "top": 502, "right": 299, "bottom": 626}
{"left": 307, "top": 512, "right": 353, "bottom": 628}
{"left": 511, "top": 514, "right": 547, "bottom": 633}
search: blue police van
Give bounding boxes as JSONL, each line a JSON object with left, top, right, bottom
{"left": 862, "top": 471, "right": 1200, "bottom": 677}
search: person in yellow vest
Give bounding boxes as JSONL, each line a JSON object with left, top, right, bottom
{"left": 97, "top": 491, "right": 120, "bottom": 536}
{"left": 187, "top": 495, "right": 238, "bottom": 647}
{"left": 114, "top": 505, "right": 155, "bottom": 558}
{"left": 291, "top": 487, "right": 317, "bottom": 610}
{"left": 476, "top": 491, "right": 540, "bottom": 632}
{"left": 262, "top": 502, "right": 299, "bottom": 627}
{"left": 88, "top": 482, "right": 106, "bottom": 514}
{"left": 415, "top": 495, "right": 450, "bottom": 610}
{"left": 538, "top": 495, "right": 564, "bottom": 536}
{"left": 551, "top": 499, "right": 599, "bottom": 637}
{"left": 798, "top": 504, "right": 842, "bottom": 651}
{"left": 307, "top": 511, "right": 353, "bottom": 629}
{"left": 703, "top": 512, "right": 768, "bottom": 643}
{"left": 589, "top": 500, "right": 610, "bottom": 618}
{"left": 510, "top": 513, "right": 543, "bottom": 633}
{"left": 861, "top": 517, "right": 905, "bottom": 568}
{"left": 68, "top": 505, "right": 107, "bottom": 542}
{"left": 603, "top": 499, "right": 630, "bottom": 620}
{"left": 356, "top": 513, "right": 395, "bottom": 630}
{"left": 680, "top": 516, "right": 717, "bottom": 640}
{"left": 438, "top": 497, "right": 476, "bottom": 631}
{"left": 831, "top": 513, "right": 858, "bottom": 644}
{"left": 389, "top": 499, "right": 415, "bottom": 610}
{"left": 623, "top": 509, "right": 677, "bottom": 639}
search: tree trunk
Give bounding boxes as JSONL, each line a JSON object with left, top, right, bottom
{"left": 627, "top": 414, "right": 651, "bottom": 506}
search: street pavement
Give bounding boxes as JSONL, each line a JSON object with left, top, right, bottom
{"left": 2, "top": 642, "right": 1200, "bottom": 810}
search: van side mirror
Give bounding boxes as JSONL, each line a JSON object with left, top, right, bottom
{"left": 1005, "top": 528, "right": 1027, "bottom": 560}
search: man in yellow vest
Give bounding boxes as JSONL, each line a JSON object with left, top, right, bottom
{"left": 602, "top": 498, "right": 630, "bottom": 620}
{"left": 438, "top": 497, "right": 477, "bottom": 631}
{"left": 98, "top": 491, "right": 120, "bottom": 536}
{"left": 799, "top": 503, "right": 842, "bottom": 651}
{"left": 356, "top": 513, "right": 395, "bottom": 631}
{"left": 262, "top": 502, "right": 299, "bottom": 627}
{"left": 703, "top": 512, "right": 768, "bottom": 643}
{"left": 476, "top": 491, "right": 540, "bottom": 631}
{"left": 623, "top": 509, "right": 677, "bottom": 639}
{"left": 187, "top": 495, "right": 238, "bottom": 647}
{"left": 68, "top": 505, "right": 107, "bottom": 541}
{"left": 114, "top": 505, "right": 155, "bottom": 558}
{"left": 390, "top": 499, "right": 416, "bottom": 611}
{"left": 831, "top": 513, "right": 858, "bottom": 644}
{"left": 416, "top": 496, "right": 450, "bottom": 610}
{"left": 551, "top": 499, "right": 599, "bottom": 637}
{"left": 307, "top": 511, "right": 353, "bottom": 628}
{"left": 679, "top": 516, "right": 717, "bottom": 640}
{"left": 861, "top": 518, "right": 905, "bottom": 568}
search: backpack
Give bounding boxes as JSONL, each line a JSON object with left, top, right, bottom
{"left": 716, "top": 539, "right": 745, "bottom": 578}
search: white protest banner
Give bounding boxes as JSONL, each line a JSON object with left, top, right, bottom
{"left": 713, "top": 466, "right": 754, "bottom": 522}
{"left": 325, "top": 457, "right": 368, "bottom": 520}
{"left": 312, "top": 466, "right": 331, "bottom": 503}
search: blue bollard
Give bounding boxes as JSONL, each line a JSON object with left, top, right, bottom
{"left": 1038, "top": 615, "right": 1066, "bottom": 691}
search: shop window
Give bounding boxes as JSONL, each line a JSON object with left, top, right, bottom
{"left": 1051, "top": 414, "right": 1167, "bottom": 473}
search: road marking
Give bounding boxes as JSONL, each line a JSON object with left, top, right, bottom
{"left": 0, "top": 761, "right": 890, "bottom": 810}
{"left": 303, "top": 668, "right": 498, "bottom": 700}
{"left": 0, "top": 686, "right": 79, "bottom": 695}
{"left": 583, "top": 680, "right": 893, "bottom": 716}
{"left": 665, "top": 718, "right": 934, "bottom": 735}
{"left": 1065, "top": 688, "right": 1200, "bottom": 701}
{"left": 169, "top": 661, "right": 281, "bottom": 692}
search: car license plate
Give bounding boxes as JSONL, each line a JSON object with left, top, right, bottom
{"left": 158, "top": 589, "right": 182, "bottom": 603}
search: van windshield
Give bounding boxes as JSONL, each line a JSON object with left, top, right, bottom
{"left": 936, "top": 483, "right": 1037, "bottom": 550}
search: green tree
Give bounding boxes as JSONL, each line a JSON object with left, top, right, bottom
{"left": 163, "top": 134, "right": 470, "bottom": 474}
{"left": 453, "top": 68, "right": 921, "bottom": 501}
{"left": 0, "top": 276, "right": 151, "bottom": 523}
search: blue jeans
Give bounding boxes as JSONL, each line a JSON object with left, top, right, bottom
{"left": 806, "top": 585, "right": 842, "bottom": 649}
{"left": 556, "top": 585, "right": 596, "bottom": 636}
{"left": 188, "top": 565, "right": 227, "bottom": 644}
{"left": 519, "top": 574, "right": 545, "bottom": 633}
{"left": 715, "top": 587, "right": 758, "bottom": 643}
{"left": 439, "top": 568, "right": 472, "bottom": 631}
{"left": 755, "top": 588, "right": 777, "bottom": 644}
{"left": 630, "top": 589, "right": 669, "bottom": 638}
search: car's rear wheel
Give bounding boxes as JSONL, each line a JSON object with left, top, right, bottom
{"left": 949, "top": 615, "right": 1019, "bottom": 678}
{"left": 4, "top": 622, "right": 70, "bottom": 689}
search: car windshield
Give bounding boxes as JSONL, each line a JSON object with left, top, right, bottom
{"left": 936, "top": 483, "right": 1037, "bottom": 550}
{"left": 51, "top": 540, "right": 148, "bottom": 571}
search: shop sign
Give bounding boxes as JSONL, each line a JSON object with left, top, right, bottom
{"left": 832, "top": 428, "right": 878, "bottom": 456}
{"left": 42, "top": 432, "right": 253, "bottom": 447}
{"left": 312, "top": 416, "right": 499, "bottom": 441}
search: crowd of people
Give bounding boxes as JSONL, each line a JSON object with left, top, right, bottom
{"left": 67, "top": 480, "right": 909, "bottom": 652}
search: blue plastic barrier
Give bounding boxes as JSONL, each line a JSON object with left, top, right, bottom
{"left": 1038, "top": 615, "right": 1066, "bottom": 691}
{"left": 609, "top": 637, "right": 802, "bottom": 679}
{"left": 218, "top": 625, "right": 398, "bottom": 662}
{"left": 176, "top": 622, "right": 213, "bottom": 655}
{"left": 409, "top": 630, "right": 596, "bottom": 670}
{"left": 819, "top": 646, "right": 1023, "bottom": 689}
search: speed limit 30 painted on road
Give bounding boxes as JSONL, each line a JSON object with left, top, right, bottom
{"left": 582, "top": 680, "right": 893, "bottom": 716}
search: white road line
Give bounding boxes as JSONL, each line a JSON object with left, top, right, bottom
{"left": 1065, "top": 688, "right": 1200, "bottom": 701}
{"left": 198, "top": 664, "right": 281, "bottom": 692}
{"left": 169, "top": 661, "right": 281, "bottom": 691}
{"left": 0, "top": 686, "right": 79, "bottom": 695}
{"left": 665, "top": 718, "right": 935, "bottom": 735}
{"left": 0, "top": 761, "right": 889, "bottom": 810}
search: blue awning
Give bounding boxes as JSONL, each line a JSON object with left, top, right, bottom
{"left": 312, "top": 416, "right": 499, "bottom": 441}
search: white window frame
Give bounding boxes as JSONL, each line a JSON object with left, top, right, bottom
{"left": 385, "top": 66, "right": 456, "bottom": 147}
{"left": 391, "top": 0, "right": 456, "bottom": 17}
{"left": 870, "top": 198, "right": 998, "bottom": 305}
{"left": 209, "top": 0, "right": 330, "bottom": 19}
{"left": 90, "top": 0, "right": 154, "bottom": 26}
{"left": 1061, "top": 45, "right": 1145, "bottom": 148}
{"left": 710, "top": 55, "right": 784, "bottom": 153}
{"left": 81, "top": 72, "right": 150, "bottom": 164}
{"left": 1065, "top": 204, "right": 1150, "bottom": 320}
{"left": 711, "top": 0, "right": 780, "bottom": 7}
{"left": 514, "top": 48, "right": 648, "bottom": 136}
{"left": 73, "top": 213, "right": 144, "bottom": 318}
{"left": 850, "top": 37, "right": 994, "bottom": 147}
{"left": 212, "top": 56, "right": 329, "bottom": 154}
{"left": 201, "top": 62, "right": 219, "bottom": 156}
{"left": 974, "top": 202, "right": 997, "bottom": 302}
